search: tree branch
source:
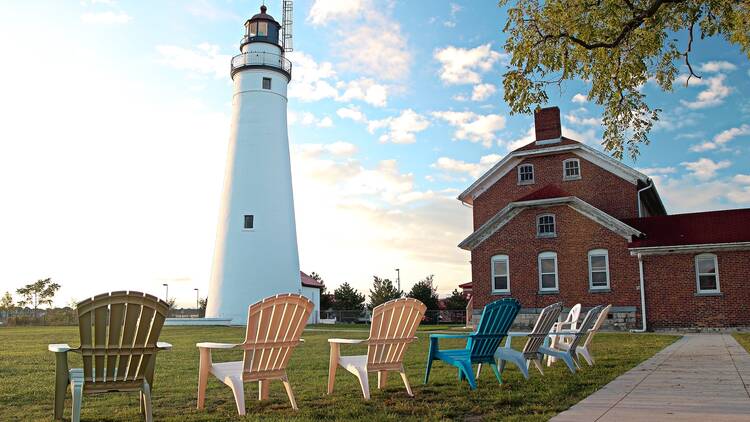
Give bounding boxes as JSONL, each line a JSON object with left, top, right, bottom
{"left": 682, "top": 18, "right": 701, "bottom": 86}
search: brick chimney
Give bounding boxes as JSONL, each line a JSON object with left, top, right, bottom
{"left": 534, "top": 106, "right": 561, "bottom": 143}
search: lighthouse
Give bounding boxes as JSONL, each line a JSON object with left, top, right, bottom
{"left": 205, "top": 5, "right": 300, "bottom": 324}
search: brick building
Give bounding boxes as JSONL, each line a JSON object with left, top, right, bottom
{"left": 457, "top": 107, "right": 750, "bottom": 330}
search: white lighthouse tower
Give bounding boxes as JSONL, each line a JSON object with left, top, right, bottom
{"left": 205, "top": 4, "right": 300, "bottom": 324}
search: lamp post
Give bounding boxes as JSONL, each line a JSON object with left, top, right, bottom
{"left": 163, "top": 283, "right": 169, "bottom": 302}
{"left": 194, "top": 288, "right": 199, "bottom": 316}
{"left": 395, "top": 268, "right": 401, "bottom": 293}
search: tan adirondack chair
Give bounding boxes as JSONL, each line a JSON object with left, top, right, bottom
{"left": 196, "top": 293, "right": 313, "bottom": 415}
{"left": 48, "top": 291, "right": 172, "bottom": 422}
{"left": 554, "top": 304, "right": 612, "bottom": 366}
{"left": 327, "top": 298, "right": 426, "bottom": 400}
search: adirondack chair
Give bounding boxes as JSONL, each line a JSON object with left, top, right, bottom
{"left": 493, "top": 302, "right": 564, "bottom": 379}
{"left": 48, "top": 291, "right": 172, "bottom": 422}
{"left": 552, "top": 304, "right": 611, "bottom": 367}
{"left": 327, "top": 298, "right": 426, "bottom": 400}
{"left": 424, "top": 298, "right": 520, "bottom": 390}
{"left": 544, "top": 305, "right": 605, "bottom": 369}
{"left": 547, "top": 303, "right": 581, "bottom": 367}
{"left": 196, "top": 293, "right": 313, "bottom": 415}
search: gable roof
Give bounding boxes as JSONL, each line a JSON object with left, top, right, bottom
{"left": 515, "top": 184, "right": 570, "bottom": 202}
{"left": 458, "top": 192, "right": 642, "bottom": 250}
{"left": 300, "top": 271, "right": 324, "bottom": 289}
{"left": 458, "top": 137, "right": 651, "bottom": 206}
{"left": 624, "top": 208, "right": 750, "bottom": 249}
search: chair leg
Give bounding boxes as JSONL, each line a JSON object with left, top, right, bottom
{"left": 476, "top": 363, "right": 482, "bottom": 379}
{"left": 53, "top": 354, "right": 69, "bottom": 420}
{"left": 377, "top": 371, "right": 388, "bottom": 389}
{"left": 70, "top": 377, "right": 83, "bottom": 422}
{"left": 258, "top": 380, "right": 269, "bottom": 401}
{"left": 281, "top": 376, "right": 299, "bottom": 411}
{"left": 399, "top": 371, "right": 414, "bottom": 397}
{"left": 532, "top": 358, "right": 545, "bottom": 375}
{"left": 141, "top": 381, "right": 153, "bottom": 422}
{"left": 353, "top": 367, "right": 371, "bottom": 400}
{"left": 226, "top": 377, "right": 246, "bottom": 416}
{"left": 197, "top": 349, "right": 210, "bottom": 409}
{"left": 490, "top": 362, "right": 502, "bottom": 384}
{"left": 579, "top": 347, "right": 594, "bottom": 366}
{"left": 458, "top": 361, "right": 477, "bottom": 390}
{"left": 327, "top": 343, "right": 340, "bottom": 394}
{"left": 424, "top": 339, "right": 436, "bottom": 384}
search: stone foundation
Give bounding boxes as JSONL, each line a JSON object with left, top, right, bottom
{"left": 471, "top": 306, "right": 637, "bottom": 331}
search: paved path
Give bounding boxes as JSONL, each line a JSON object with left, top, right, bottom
{"left": 552, "top": 334, "right": 750, "bottom": 421}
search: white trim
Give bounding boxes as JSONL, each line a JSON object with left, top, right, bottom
{"left": 535, "top": 137, "right": 562, "bottom": 145}
{"left": 562, "top": 158, "right": 581, "bottom": 181}
{"left": 517, "top": 163, "right": 535, "bottom": 185}
{"left": 695, "top": 253, "right": 720, "bottom": 294}
{"left": 538, "top": 251, "right": 559, "bottom": 292}
{"left": 491, "top": 254, "right": 510, "bottom": 294}
{"left": 536, "top": 213, "right": 556, "bottom": 238}
{"left": 588, "top": 249, "right": 610, "bottom": 290}
{"left": 629, "top": 241, "right": 750, "bottom": 255}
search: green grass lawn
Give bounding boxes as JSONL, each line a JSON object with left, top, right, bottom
{"left": 732, "top": 333, "right": 750, "bottom": 353}
{"left": 0, "top": 326, "right": 677, "bottom": 421}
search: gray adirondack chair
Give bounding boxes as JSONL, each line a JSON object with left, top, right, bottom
{"left": 546, "top": 305, "right": 606, "bottom": 368}
{"left": 48, "top": 291, "right": 172, "bottom": 422}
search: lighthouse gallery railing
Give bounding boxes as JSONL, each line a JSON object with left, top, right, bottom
{"left": 230, "top": 52, "right": 292, "bottom": 79}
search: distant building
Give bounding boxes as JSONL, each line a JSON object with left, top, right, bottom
{"left": 300, "top": 271, "right": 323, "bottom": 324}
{"left": 457, "top": 106, "right": 750, "bottom": 330}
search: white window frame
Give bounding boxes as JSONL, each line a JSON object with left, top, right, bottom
{"left": 517, "top": 164, "right": 535, "bottom": 185}
{"left": 491, "top": 255, "right": 510, "bottom": 294}
{"left": 536, "top": 213, "right": 556, "bottom": 238}
{"left": 538, "top": 251, "right": 559, "bottom": 292}
{"left": 563, "top": 158, "right": 581, "bottom": 180}
{"left": 588, "top": 249, "right": 610, "bottom": 290}
{"left": 695, "top": 253, "right": 720, "bottom": 294}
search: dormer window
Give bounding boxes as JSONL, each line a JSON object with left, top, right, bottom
{"left": 563, "top": 158, "right": 581, "bottom": 180}
{"left": 537, "top": 214, "right": 556, "bottom": 237}
{"left": 518, "top": 164, "right": 534, "bottom": 185}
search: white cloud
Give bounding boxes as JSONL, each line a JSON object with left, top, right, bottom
{"left": 307, "top": 0, "right": 364, "bottom": 25}
{"left": 698, "top": 61, "right": 737, "bottom": 73}
{"left": 690, "top": 124, "right": 750, "bottom": 152}
{"left": 432, "top": 111, "right": 506, "bottom": 147}
{"left": 653, "top": 174, "right": 750, "bottom": 213}
{"left": 432, "top": 154, "right": 502, "bottom": 178}
{"left": 564, "top": 111, "right": 601, "bottom": 126}
{"left": 186, "top": 0, "right": 239, "bottom": 20}
{"left": 471, "top": 83, "right": 497, "bottom": 101}
{"left": 155, "top": 43, "right": 229, "bottom": 79}
{"left": 336, "top": 106, "right": 368, "bottom": 123}
{"left": 637, "top": 166, "right": 677, "bottom": 175}
{"left": 681, "top": 158, "right": 731, "bottom": 181}
{"left": 80, "top": 11, "right": 131, "bottom": 24}
{"left": 287, "top": 51, "right": 339, "bottom": 102}
{"left": 434, "top": 44, "right": 505, "bottom": 85}
{"left": 443, "top": 2, "right": 462, "bottom": 27}
{"left": 298, "top": 141, "right": 358, "bottom": 157}
{"left": 368, "top": 109, "right": 430, "bottom": 144}
{"left": 336, "top": 78, "right": 388, "bottom": 107}
{"left": 289, "top": 111, "right": 334, "bottom": 128}
{"left": 733, "top": 174, "right": 750, "bottom": 184}
{"left": 571, "top": 93, "right": 587, "bottom": 104}
{"left": 336, "top": 15, "right": 411, "bottom": 81}
{"left": 679, "top": 74, "right": 732, "bottom": 109}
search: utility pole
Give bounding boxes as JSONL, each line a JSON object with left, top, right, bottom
{"left": 395, "top": 268, "right": 401, "bottom": 293}
{"left": 162, "top": 283, "right": 169, "bottom": 302}
{"left": 194, "top": 288, "right": 199, "bottom": 313}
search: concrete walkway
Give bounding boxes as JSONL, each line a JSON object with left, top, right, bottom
{"left": 552, "top": 334, "right": 750, "bottom": 421}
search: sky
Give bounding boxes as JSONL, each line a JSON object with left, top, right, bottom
{"left": 1, "top": 0, "right": 749, "bottom": 308}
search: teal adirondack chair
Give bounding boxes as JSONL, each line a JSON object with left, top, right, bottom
{"left": 424, "top": 298, "right": 520, "bottom": 390}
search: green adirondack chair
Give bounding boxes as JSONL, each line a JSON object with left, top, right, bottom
{"left": 424, "top": 298, "right": 520, "bottom": 390}
{"left": 48, "top": 291, "right": 172, "bottom": 422}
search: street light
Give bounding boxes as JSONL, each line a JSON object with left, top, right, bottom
{"left": 194, "top": 288, "right": 199, "bottom": 314}
{"left": 395, "top": 268, "right": 401, "bottom": 293}
{"left": 162, "top": 283, "right": 169, "bottom": 302}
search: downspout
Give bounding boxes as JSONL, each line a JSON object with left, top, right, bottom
{"left": 637, "top": 179, "right": 654, "bottom": 217}
{"left": 631, "top": 253, "right": 648, "bottom": 332}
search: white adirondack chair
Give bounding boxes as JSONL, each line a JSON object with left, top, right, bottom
{"left": 196, "top": 294, "right": 313, "bottom": 415}
{"left": 491, "top": 302, "right": 563, "bottom": 379}
{"left": 547, "top": 303, "right": 581, "bottom": 367}
{"left": 327, "top": 298, "right": 426, "bottom": 400}
{"left": 554, "top": 304, "right": 611, "bottom": 366}
{"left": 544, "top": 305, "right": 605, "bottom": 369}
{"left": 48, "top": 291, "right": 172, "bottom": 422}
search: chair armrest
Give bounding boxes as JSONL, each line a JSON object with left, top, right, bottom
{"left": 196, "top": 342, "right": 239, "bottom": 349}
{"left": 428, "top": 333, "right": 471, "bottom": 339}
{"left": 157, "top": 342, "right": 173, "bottom": 351}
{"left": 328, "top": 338, "right": 366, "bottom": 344}
{"left": 48, "top": 344, "right": 72, "bottom": 353}
{"left": 506, "top": 331, "right": 532, "bottom": 338}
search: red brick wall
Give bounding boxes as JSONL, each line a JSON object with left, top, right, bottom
{"left": 472, "top": 153, "right": 639, "bottom": 229}
{"left": 643, "top": 251, "right": 750, "bottom": 329}
{"left": 470, "top": 206, "right": 642, "bottom": 318}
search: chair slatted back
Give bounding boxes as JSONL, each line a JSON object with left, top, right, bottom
{"left": 565, "top": 303, "right": 582, "bottom": 330}
{"left": 569, "top": 305, "right": 604, "bottom": 353}
{"left": 76, "top": 291, "right": 169, "bottom": 388}
{"left": 366, "top": 298, "right": 426, "bottom": 370}
{"left": 582, "top": 304, "right": 611, "bottom": 348}
{"left": 467, "top": 298, "right": 520, "bottom": 361}
{"left": 522, "top": 302, "right": 563, "bottom": 358}
{"left": 241, "top": 294, "right": 313, "bottom": 379}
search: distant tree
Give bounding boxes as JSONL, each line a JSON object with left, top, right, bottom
{"left": 310, "top": 272, "right": 334, "bottom": 310}
{"left": 332, "top": 282, "right": 366, "bottom": 312}
{"left": 0, "top": 291, "right": 14, "bottom": 317}
{"left": 16, "top": 278, "right": 60, "bottom": 317}
{"left": 368, "top": 276, "right": 403, "bottom": 309}
{"left": 443, "top": 289, "right": 469, "bottom": 311}
{"left": 407, "top": 275, "right": 440, "bottom": 311}
{"left": 199, "top": 297, "right": 208, "bottom": 318}
{"left": 67, "top": 298, "right": 78, "bottom": 309}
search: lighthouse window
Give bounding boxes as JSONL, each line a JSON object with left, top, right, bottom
{"left": 262, "top": 77, "right": 272, "bottom": 90}
{"left": 244, "top": 215, "right": 254, "bottom": 230}
{"left": 258, "top": 21, "right": 268, "bottom": 36}
{"left": 248, "top": 22, "right": 258, "bottom": 37}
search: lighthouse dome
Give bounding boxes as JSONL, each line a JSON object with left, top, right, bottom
{"left": 240, "top": 5, "right": 282, "bottom": 51}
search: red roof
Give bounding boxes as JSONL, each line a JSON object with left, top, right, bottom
{"left": 515, "top": 184, "right": 570, "bottom": 202}
{"left": 458, "top": 282, "right": 473, "bottom": 289}
{"left": 512, "top": 136, "right": 581, "bottom": 153}
{"left": 623, "top": 208, "right": 750, "bottom": 248}
{"left": 300, "top": 271, "right": 324, "bottom": 288}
